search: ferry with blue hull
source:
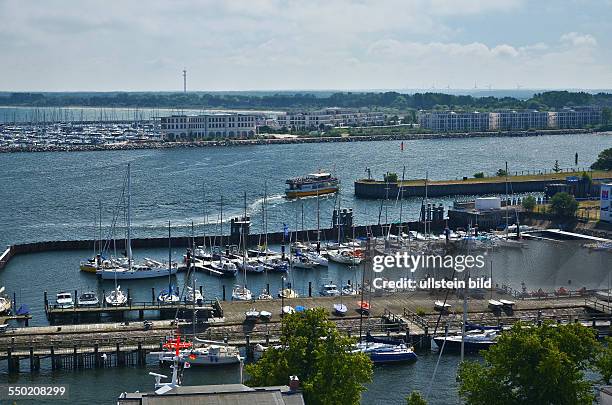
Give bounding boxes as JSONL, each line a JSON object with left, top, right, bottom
{"left": 285, "top": 172, "right": 339, "bottom": 198}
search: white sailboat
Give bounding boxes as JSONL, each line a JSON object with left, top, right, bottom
{"left": 99, "top": 164, "right": 177, "bottom": 280}
{"left": 0, "top": 287, "right": 12, "bottom": 315}
{"left": 158, "top": 221, "right": 180, "bottom": 304}
{"left": 232, "top": 192, "right": 252, "bottom": 301}
{"left": 105, "top": 285, "right": 127, "bottom": 306}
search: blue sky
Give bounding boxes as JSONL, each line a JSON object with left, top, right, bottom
{"left": 0, "top": 0, "right": 610, "bottom": 91}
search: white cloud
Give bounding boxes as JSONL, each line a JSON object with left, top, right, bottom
{"left": 560, "top": 32, "right": 598, "bottom": 47}
{"left": 0, "top": 0, "right": 609, "bottom": 91}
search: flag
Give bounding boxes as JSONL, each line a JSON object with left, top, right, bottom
{"left": 283, "top": 223, "right": 289, "bottom": 237}
{"left": 400, "top": 141, "right": 404, "bottom": 151}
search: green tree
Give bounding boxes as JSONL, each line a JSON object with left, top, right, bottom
{"left": 384, "top": 172, "right": 399, "bottom": 183}
{"left": 245, "top": 309, "right": 373, "bottom": 405}
{"left": 595, "top": 337, "right": 612, "bottom": 384}
{"left": 473, "top": 172, "right": 485, "bottom": 179}
{"left": 457, "top": 322, "right": 599, "bottom": 405}
{"left": 553, "top": 160, "right": 561, "bottom": 173}
{"left": 496, "top": 168, "right": 508, "bottom": 177}
{"left": 602, "top": 107, "right": 612, "bottom": 125}
{"left": 591, "top": 147, "right": 612, "bottom": 170}
{"left": 522, "top": 195, "right": 536, "bottom": 211}
{"left": 549, "top": 192, "right": 578, "bottom": 217}
{"left": 406, "top": 391, "right": 428, "bottom": 405}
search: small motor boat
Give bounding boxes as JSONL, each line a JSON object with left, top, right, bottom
{"left": 358, "top": 300, "right": 370, "bottom": 314}
{"left": 245, "top": 309, "right": 260, "bottom": 321}
{"left": 78, "top": 291, "right": 100, "bottom": 307}
{"left": 282, "top": 305, "right": 295, "bottom": 315}
{"left": 333, "top": 303, "right": 347, "bottom": 316}
{"left": 56, "top": 291, "right": 74, "bottom": 309}
{"left": 434, "top": 300, "right": 451, "bottom": 311}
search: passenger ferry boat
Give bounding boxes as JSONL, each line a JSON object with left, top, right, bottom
{"left": 285, "top": 172, "right": 339, "bottom": 198}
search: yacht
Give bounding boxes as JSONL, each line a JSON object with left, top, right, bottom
{"left": 158, "top": 286, "right": 180, "bottom": 304}
{"left": 99, "top": 261, "right": 178, "bottom": 280}
{"left": 56, "top": 292, "right": 75, "bottom": 309}
{"left": 210, "top": 259, "right": 238, "bottom": 277}
{"left": 319, "top": 283, "right": 341, "bottom": 297}
{"left": 77, "top": 291, "right": 100, "bottom": 307}
{"left": 184, "top": 287, "right": 204, "bottom": 306}
{"left": 328, "top": 250, "right": 363, "bottom": 265}
{"left": 353, "top": 342, "right": 418, "bottom": 364}
{"left": 278, "top": 288, "right": 299, "bottom": 299}
{"left": 433, "top": 329, "right": 499, "bottom": 353}
{"left": 156, "top": 343, "right": 241, "bottom": 366}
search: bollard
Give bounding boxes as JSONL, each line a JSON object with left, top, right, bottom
{"left": 266, "top": 333, "right": 270, "bottom": 345}
{"left": 73, "top": 345, "right": 78, "bottom": 369}
{"left": 245, "top": 334, "right": 251, "bottom": 359}
{"left": 308, "top": 282, "right": 312, "bottom": 297}
{"left": 222, "top": 285, "right": 226, "bottom": 301}
{"left": 50, "top": 346, "right": 56, "bottom": 370}
{"left": 29, "top": 347, "right": 35, "bottom": 372}
{"left": 94, "top": 344, "right": 99, "bottom": 368}
{"left": 152, "top": 288, "right": 156, "bottom": 304}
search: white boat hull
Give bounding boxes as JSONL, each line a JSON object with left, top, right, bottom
{"left": 99, "top": 266, "right": 178, "bottom": 280}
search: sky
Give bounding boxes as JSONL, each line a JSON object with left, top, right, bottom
{"left": 0, "top": 0, "right": 611, "bottom": 92}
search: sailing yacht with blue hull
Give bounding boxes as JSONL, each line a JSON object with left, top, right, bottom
{"left": 354, "top": 342, "right": 418, "bottom": 364}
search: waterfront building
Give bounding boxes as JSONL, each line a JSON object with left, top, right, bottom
{"left": 418, "top": 107, "right": 601, "bottom": 132}
{"left": 160, "top": 113, "right": 259, "bottom": 141}
{"left": 417, "top": 111, "right": 491, "bottom": 132}
{"left": 276, "top": 108, "right": 385, "bottom": 130}
{"left": 601, "top": 183, "right": 611, "bottom": 223}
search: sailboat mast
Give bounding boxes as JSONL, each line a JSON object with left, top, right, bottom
{"left": 505, "top": 161, "right": 509, "bottom": 237}
{"left": 168, "top": 220, "right": 172, "bottom": 294}
{"left": 127, "top": 163, "right": 132, "bottom": 268}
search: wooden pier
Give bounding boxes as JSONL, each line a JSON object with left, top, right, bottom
{"left": 44, "top": 291, "right": 224, "bottom": 324}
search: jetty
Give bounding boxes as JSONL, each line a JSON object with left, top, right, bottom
{"left": 355, "top": 170, "right": 612, "bottom": 198}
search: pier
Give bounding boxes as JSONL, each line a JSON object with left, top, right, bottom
{"left": 355, "top": 170, "right": 612, "bottom": 198}
{"left": 2, "top": 291, "right": 611, "bottom": 373}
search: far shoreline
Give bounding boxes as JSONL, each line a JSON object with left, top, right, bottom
{"left": 0, "top": 128, "right": 606, "bottom": 154}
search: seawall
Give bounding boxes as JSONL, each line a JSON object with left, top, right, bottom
{"left": 0, "top": 221, "right": 445, "bottom": 270}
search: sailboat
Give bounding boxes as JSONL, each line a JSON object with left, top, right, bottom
{"left": 0, "top": 287, "right": 12, "bottom": 315}
{"left": 99, "top": 165, "right": 178, "bottom": 279}
{"left": 158, "top": 221, "right": 180, "bottom": 304}
{"left": 232, "top": 192, "right": 252, "bottom": 301}
{"left": 105, "top": 284, "right": 127, "bottom": 306}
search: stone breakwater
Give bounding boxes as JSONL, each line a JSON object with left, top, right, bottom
{"left": 0, "top": 128, "right": 596, "bottom": 153}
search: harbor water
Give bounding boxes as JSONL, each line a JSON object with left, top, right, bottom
{"left": 1, "top": 133, "right": 612, "bottom": 404}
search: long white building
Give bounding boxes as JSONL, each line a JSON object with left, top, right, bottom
{"left": 160, "top": 113, "right": 258, "bottom": 141}
{"left": 418, "top": 107, "right": 602, "bottom": 132}
{"left": 277, "top": 108, "right": 386, "bottom": 130}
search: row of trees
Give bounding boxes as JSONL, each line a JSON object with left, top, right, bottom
{"left": 2, "top": 90, "right": 612, "bottom": 111}
{"left": 246, "top": 309, "right": 612, "bottom": 404}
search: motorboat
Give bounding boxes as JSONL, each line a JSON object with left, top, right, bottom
{"left": 184, "top": 287, "right": 203, "bottom": 306}
{"left": 80, "top": 254, "right": 102, "bottom": 273}
{"left": 333, "top": 303, "right": 347, "bottom": 316}
{"left": 595, "top": 290, "right": 612, "bottom": 302}
{"left": 319, "top": 283, "right": 341, "bottom": 297}
{"left": 245, "top": 308, "right": 260, "bottom": 321}
{"left": 210, "top": 259, "right": 238, "bottom": 277}
{"left": 259, "top": 310, "right": 272, "bottom": 321}
{"left": 77, "top": 291, "right": 99, "bottom": 307}
{"left": 488, "top": 299, "right": 504, "bottom": 310}
{"left": 358, "top": 300, "right": 370, "bottom": 314}
{"left": 434, "top": 300, "right": 452, "bottom": 311}
{"left": 341, "top": 284, "right": 358, "bottom": 296}
{"left": 499, "top": 299, "right": 515, "bottom": 308}
{"left": 353, "top": 342, "right": 418, "bottom": 364}
{"left": 158, "top": 286, "right": 180, "bottom": 304}
{"left": 433, "top": 329, "right": 498, "bottom": 353}
{"left": 56, "top": 291, "right": 74, "bottom": 309}
{"left": 232, "top": 285, "right": 252, "bottom": 301}
{"left": 0, "top": 287, "right": 12, "bottom": 315}
{"left": 156, "top": 343, "right": 241, "bottom": 366}
{"left": 278, "top": 288, "right": 299, "bottom": 299}
{"left": 236, "top": 259, "right": 265, "bottom": 274}
{"left": 258, "top": 258, "right": 288, "bottom": 273}
{"left": 282, "top": 305, "right": 295, "bottom": 315}
{"left": 105, "top": 286, "right": 128, "bottom": 307}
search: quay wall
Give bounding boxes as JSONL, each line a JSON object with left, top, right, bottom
{"left": 0, "top": 221, "right": 446, "bottom": 270}
{"left": 0, "top": 128, "right": 595, "bottom": 154}
{"left": 355, "top": 179, "right": 559, "bottom": 198}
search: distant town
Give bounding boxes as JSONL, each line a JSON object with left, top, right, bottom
{"left": 0, "top": 90, "right": 611, "bottom": 151}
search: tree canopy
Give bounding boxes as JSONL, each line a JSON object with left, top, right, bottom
{"left": 549, "top": 192, "right": 578, "bottom": 217}
{"left": 457, "top": 322, "right": 600, "bottom": 405}
{"left": 245, "top": 308, "right": 373, "bottom": 405}
{"left": 591, "top": 147, "right": 612, "bottom": 170}
{"left": 1, "top": 90, "right": 611, "bottom": 111}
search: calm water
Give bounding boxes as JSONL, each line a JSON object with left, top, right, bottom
{"left": 1, "top": 133, "right": 611, "bottom": 404}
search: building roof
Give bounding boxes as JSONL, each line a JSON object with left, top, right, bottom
{"left": 118, "top": 384, "right": 305, "bottom": 405}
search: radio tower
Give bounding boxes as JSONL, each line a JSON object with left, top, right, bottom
{"left": 183, "top": 68, "right": 187, "bottom": 93}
